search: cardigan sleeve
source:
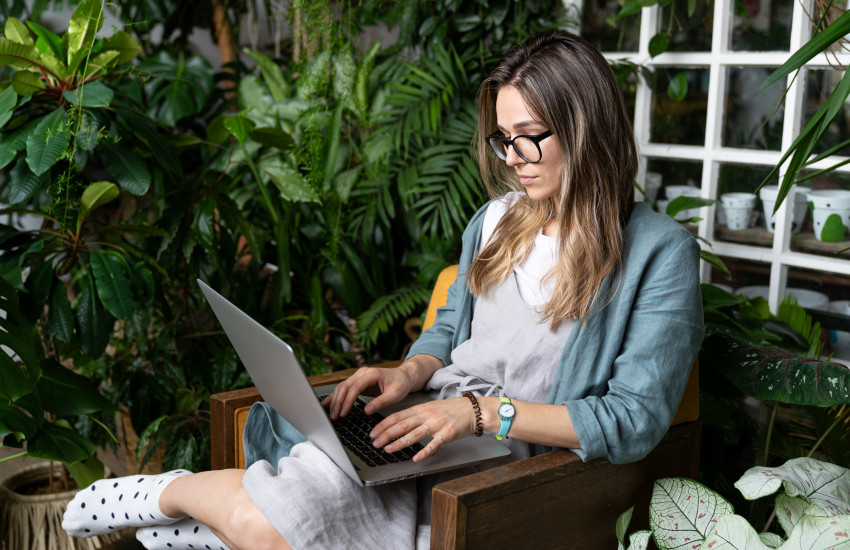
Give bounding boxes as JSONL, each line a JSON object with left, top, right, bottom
{"left": 562, "top": 231, "right": 704, "bottom": 464}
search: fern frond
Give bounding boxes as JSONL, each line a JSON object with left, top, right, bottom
{"left": 776, "top": 295, "right": 824, "bottom": 358}
{"left": 356, "top": 286, "right": 431, "bottom": 347}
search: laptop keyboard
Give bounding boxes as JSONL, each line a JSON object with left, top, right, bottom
{"left": 319, "top": 395, "right": 424, "bottom": 467}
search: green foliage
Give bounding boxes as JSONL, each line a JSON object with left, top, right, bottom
{"left": 0, "top": 276, "right": 113, "bottom": 488}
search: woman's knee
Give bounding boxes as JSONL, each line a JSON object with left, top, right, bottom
{"left": 225, "top": 491, "right": 290, "bottom": 550}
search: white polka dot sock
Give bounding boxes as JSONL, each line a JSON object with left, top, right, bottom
{"left": 136, "top": 517, "right": 229, "bottom": 550}
{"left": 62, "top": 470, "right": 192, "bottom": 537}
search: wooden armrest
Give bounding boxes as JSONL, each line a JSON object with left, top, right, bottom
{"left": 430, "top": 421, "right": 701, "bottom": 549}
{"left": 210, "top": 361, "right": 403, "bottom": 470}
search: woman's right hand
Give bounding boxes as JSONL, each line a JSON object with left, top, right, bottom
{"left": 322, "top": 355, "right": 445, "bottom": 420}
{"left": 322, "top": 365, "right": 415, "bottom": 420}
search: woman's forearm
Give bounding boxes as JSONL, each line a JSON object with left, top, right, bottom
{"left": 476, "top": 397, "right": 581, "bottom": 449}
{"left": 399, "top": 354, "right": 445, "bottom": 392}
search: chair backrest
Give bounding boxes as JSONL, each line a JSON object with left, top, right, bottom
{"left": 420, "top": 265, "right": 699, "bottom": 425}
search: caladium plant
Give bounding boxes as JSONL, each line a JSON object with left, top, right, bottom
{"left": 617, "top": 458, "right": 850, "bottom": 550}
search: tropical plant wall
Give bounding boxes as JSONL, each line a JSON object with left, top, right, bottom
{"left": 0, "top": 0, "right": 571, "bottom": 472}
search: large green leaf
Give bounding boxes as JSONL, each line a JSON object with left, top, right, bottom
{"left": 98, "top": 142, "right": 150, "bottom": 195}
{"left": 5, "top": 17, "right": 33, "bottom": 46}
{"left": 65, "top": 456, "right": 105, "bottom": 489}
{"left": 64, "top": 81, "right": 114, "bottom": 107}
{"left": 0, "top": 399, "right": 40, "bottom": 442}
{"left": 0, "top": 351, "right": 35, "bottom": 402}
{"left": 735, "top": 458, "right": 850, "bottom": 523}
{"left": 26, "top": 421, "right": 96, "bottom": 463}
{"left": 79, "top": 180, "right": 120, "bottom": 223}
{"left": 25, "top": 107, "right": 69, "bottom": 176}
{"left": 259, "top": 158, "right": 321, "bottom": 203}
{"left": 781, "top": 513, "right": 850, "bottom": 549}
{"left": 11, "top": 69, "right": 44, "bottom": 96}
{"left": 8, "top": 157, "right": 45, "bottom": 205}
{"left": 0, "top": 86, "right": 16, "bottom": 131}
{"left": 36, "top": 359, "right": 111, "bottom": 416}
{"left": 702, "top": 333, "right": 850, "bottom": 406}
{"left": 81, "top": 50, "right": 120, "bottom": 79}
{"left": 243, "top": 48, "right": 288, "bottom": 101}
{"left": 47, "top": 280, "right": 75, "bottom": 343}
{"left": 223, "top": 114, "right": 255, "bottom": 144}
{"left": 90, "top": 252, "right": 134, "bottom": 320}
{"left": 101, "top": 31, "right": 140, "bottom": 64}
{"left": 116, "top": 109, "right": 182, "bottom": 175}
{"left": 74, "top": 279, "right": 114, "bottom": 358}
{"left": 66, "top": 0, "right": 104, "bottom": 73}
{"left": 650, "top": 477, "right": 735, "bottom": 549}
{"left": 0, "top": 123, "right": 32, "bottom": 170}
{"left": 756, "top": 10, "right": 850, "bottom": 95}
{"left": 191, "top": 195, "right": 216, "bottom": 254}
{"left": 0, "top": 37, "right": 55, "bottom": 74}
{"left": 26, "top": 21, "right": 63, "bottom": 59}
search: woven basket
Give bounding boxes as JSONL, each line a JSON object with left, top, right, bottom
{"left": 0, "top": 463, "right": 123, "bottom": 550}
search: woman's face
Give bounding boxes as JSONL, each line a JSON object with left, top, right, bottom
{"left": 494, "top": 85, "right": 563, "bottom": 202}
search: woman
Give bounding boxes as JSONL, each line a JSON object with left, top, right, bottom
{"left": 63, "top": 30, "right": 703, "bottom": 550}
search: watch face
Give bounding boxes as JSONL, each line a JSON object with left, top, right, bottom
{"left": 499, "top": 403, "right": 515, "bottom": 418}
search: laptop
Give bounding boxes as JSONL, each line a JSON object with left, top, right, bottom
{"left": 198, "top": 280, "right": 510, "bottom": 486}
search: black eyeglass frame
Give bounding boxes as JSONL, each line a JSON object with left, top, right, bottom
{"left": 487, "top": 130, "right": 553, "bottom": 164}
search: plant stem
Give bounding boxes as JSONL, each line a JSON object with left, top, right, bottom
{"left": 806, "top": 404, "right": 848, "bottom": 458}
{"left": 763, "top": 400, "right": 779, "bottom": 467}
{"left": 0, "top": 451, "right": 28, "bottom": 463}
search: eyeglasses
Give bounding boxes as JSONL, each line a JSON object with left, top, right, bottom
{"left": 487, "top": 130, "right": 553, "bottom": 164}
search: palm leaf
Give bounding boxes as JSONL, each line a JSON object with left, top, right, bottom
{"left": 356, "top": 286, "right": 431, "bottom": 347}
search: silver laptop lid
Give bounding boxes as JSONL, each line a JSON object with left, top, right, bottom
{"left": 198, "top": 280, "right": 363, "bottom": 484}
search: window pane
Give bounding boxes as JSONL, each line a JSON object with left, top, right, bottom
{"left": 722, "top": 67, "right": 785, "bottom": 150}
{"left": 646, "top": 157, "right": 704, "bottom": 223}
{"left": 803, "top": 68, "right": 850, "bottom": 157}
{"left": 714, "top": 163, "right": 776, "bottom": 246}
{"left": 651, "top": 68, "right": 709, "bottom": 145}
{"left": 659, "top": 0, "right": 713, "bottom": 52}
{"left": 729, "top": 0, "right": 794, "bottom": 51}
{"left": 790, "top": 170, "right": 850, "bottom": 255}
{"left": 582, "top": 0, "right": 639, "bottom": 52}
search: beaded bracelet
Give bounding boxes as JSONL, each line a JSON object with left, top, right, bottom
{"left": 463, "top": 391, "right": 484, "bottom": 437}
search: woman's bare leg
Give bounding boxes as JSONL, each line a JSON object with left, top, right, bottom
{"left": 158, "top": 469, "right": 292, "bottom": 550}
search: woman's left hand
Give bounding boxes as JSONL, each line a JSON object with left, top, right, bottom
{"left": 369, "top": 398, "right": 476, "bottom": 462}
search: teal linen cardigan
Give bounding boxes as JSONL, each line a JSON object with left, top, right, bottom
{"left": 406, "top": 201, "right": 704, "bottom": 464}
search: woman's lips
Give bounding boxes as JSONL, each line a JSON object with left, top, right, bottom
{"left": 518, "top": 175, "right": 536, "bottom": 186}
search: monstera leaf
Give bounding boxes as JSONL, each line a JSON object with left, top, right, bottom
{"left": 701, "top": 333, "right": 850, "bottom": 406}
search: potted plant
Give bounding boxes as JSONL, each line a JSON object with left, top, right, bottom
{"left": 0, "top": 276, "right": 117, "bottom": 550}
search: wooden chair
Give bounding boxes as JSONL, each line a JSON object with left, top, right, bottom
{"left": 210, "top": 266, "right": 701, "bottom": 548}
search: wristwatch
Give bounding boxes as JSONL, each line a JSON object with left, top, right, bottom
{"left": 496, "top": 397, "right": 515, "bottom": 440}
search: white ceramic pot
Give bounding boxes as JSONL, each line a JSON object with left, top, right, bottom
{"left": 721, "top": 193, "right": 756, "bottom": 230}
{"left": 644, "top": 172, "right": 662, "bottom": 204}
{"left": 759, "top": 185, "right": 810, "bottom": 234}
{"left": 808, "top": 190, "right": 850, "bottom": 242}
{"left": 665, "top": 185, "right": 701, "bottom": 199}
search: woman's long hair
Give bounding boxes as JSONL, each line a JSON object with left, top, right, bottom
{"left": 466, "top": 31, "right": 637, "bottom": 326}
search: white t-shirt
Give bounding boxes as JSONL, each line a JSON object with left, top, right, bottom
{"left": 479, "top": 192, "right": 560, "bottom": 308}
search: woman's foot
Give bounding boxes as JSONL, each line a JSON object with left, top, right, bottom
{"left": 62, "top": 470, "right": 192, "bottom": 537}
{"left": 136, "top": 517, "right": 229, "bottom": 550}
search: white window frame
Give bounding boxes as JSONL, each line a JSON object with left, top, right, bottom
{"left": 577, "top": 0, "right": 850, "bottom": 312}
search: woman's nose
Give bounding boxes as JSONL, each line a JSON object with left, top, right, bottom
{"left": 505, "top": 145, "right": 525, "bottom": 167}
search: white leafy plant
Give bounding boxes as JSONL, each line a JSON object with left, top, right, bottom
{"left": 616, "top": 457, "right": 850, "bottom": 550}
